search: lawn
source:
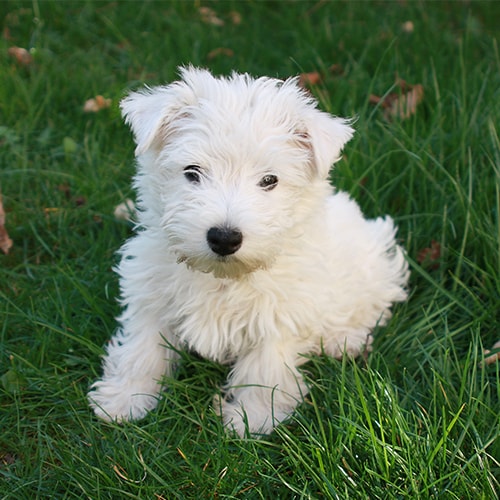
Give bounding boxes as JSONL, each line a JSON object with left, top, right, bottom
{"left": 1, "top": 1, "right": 499, "bottom": 498}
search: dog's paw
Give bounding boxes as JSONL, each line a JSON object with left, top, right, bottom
{"left": 88, "top": 379, "right": 160, "bottom": 422}
{"left": 216, "top": 397, "right": 273, "bottom": 437}
{"left": 213, "top": 393, "right": 292, "bottom": 438}
{"left": 323, "top": 330, "right": 373, "bottom": 359}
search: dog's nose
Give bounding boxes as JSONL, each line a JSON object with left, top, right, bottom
{"left": 207, "top": 227, "right": 243, "bottom": 256}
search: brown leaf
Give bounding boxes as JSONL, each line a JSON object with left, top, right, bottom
{"left": 7, "top": 46, "right": 32, "bottom": 66}
{"left": 229, "top": 10, "right": 242, "bottom": 25}
{"left": 298, "top": 65, "right": 344, "bottom": 89}
{"left": 57, "top": 183, "right": 72, "bottom": 200}
{"left": 482, "top": 340, "right": 500, "bottom": 366}
{"left": 1, "top": 451, "right": 17, "bottom": 466}
{"left": 199, "top": 7, "right": 224, "bottom": 26}
{"left": 370, "top": 78, "right": 424, "bottom": 120}
{"left": 0, "top": 195, "right": 13, "bottom": 255}
{"left": 74, "top": 196, "right": 87, "bottom": 207}
{"left": 3, "top": 26, "right": 12, "bottom": 41}
{"left": 369, "top": 94, "right": 383, "bottom": 105}
{"left": 401, "top": 21, "right": 414, "bottom": 33}
{"left": 114, "top": 199, "right": 136, "bottom": 222}
{"left": 328, "top": 64, "right": 344, "bottom": 76}
{"left": 298, "top": 71, "right": 323, "bottom": 88}
{"left": 391, "top": 81, "right": 424, "bottom": 120}
{"left": 83, "top": 95, "right": 112, "bottom": 113}
{"left": 417, "top": 240, "right": 441, "bottom": 269}
{"left": 207, "top": 47, "right": 234, "bottom": 60}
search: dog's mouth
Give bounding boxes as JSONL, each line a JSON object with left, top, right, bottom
{"left": 176, "top": 253, "right": 269, "bottom": 279}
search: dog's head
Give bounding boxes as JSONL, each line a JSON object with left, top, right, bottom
{"left": 121, "top": 66, "right": 354, "bottom": 278}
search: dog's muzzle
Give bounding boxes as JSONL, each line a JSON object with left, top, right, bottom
{"left": 206, "top": 226, "right": 243, "bottom": 256}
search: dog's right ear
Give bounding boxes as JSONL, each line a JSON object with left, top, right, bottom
{"left": 120, "top": 83, "right": 194, "bottom": 156}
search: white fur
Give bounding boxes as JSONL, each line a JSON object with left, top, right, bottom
{"left": 88, "top": 67, "right": 409, "bottom": 436}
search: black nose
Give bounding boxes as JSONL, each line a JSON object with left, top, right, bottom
{"left": 206, "top": 227, "right": 243, "bottom": 256}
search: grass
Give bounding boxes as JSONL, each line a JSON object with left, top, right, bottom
{"left": 1, "top": 0, "right": 499, "bottom": 498}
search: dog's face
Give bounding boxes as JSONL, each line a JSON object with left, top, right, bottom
{"left": 121, "top": 67, "right": 354, "bottom": 278}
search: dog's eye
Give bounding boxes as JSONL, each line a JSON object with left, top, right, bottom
{"left": 184, "top": 165, "right": 202, "bottom": 183}
{"left": 258, "top": 174, "right": 278, "bottom": 191}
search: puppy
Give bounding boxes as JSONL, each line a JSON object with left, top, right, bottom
{"left": 89, "top": 67, "right": 409, "bottom": 436}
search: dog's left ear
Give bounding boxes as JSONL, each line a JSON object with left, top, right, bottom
{"left": 302, "top": 112, "right": 354, "bottom": 178}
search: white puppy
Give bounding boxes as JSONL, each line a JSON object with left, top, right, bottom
{"left": 89, "top": 67, "right": 409, "bottom": 436}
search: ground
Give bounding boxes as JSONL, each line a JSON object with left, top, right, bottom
{"left": 0, "top": 1, "right": 499, "bottom": 497}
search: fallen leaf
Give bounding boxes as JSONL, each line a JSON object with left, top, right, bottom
{"left": 394, "top": 82, "right": 424, "bottom": 120}
{"left": 298, "top": 71, "right": 323, "bottom": 88}
{"left": 370, "top": 78, "right": 424, "bottom": 120}
{"left": 417, "top": 240, "right": 441, "bottom": 269}
{"left": 114, "top": 199, "right": 136, "bottom": 221}
{"left": 44, "top": 207, "right": 61, "bottom": 217}
{"left": 74, "top": 196, "right": 87, "bottom": 207}
{"left": 401, "top": 21, "right": 414, "bottom": 33}
{"left": 207, "top": 47, "right": 234, "bottom": 60}
{"left": 328, "top": 64, "right": 344, "bottom": 76}
{"left": 229, "top": 10, "right": 242, "bottom": 25}
{"left": 0, "top": 195, "right": 13, "bottom": 255}
{"left": 482, "top": 340, "right": 500, "bottom": 366}
{"left": 83, "top": 95, "right": 112, "bottom": 113}
{"left": 368, "top": 94, "right": 383, "bottom": 105}
{"left": 1, "top": 451, "right": 17, "bottom": 466}
{"left": 7, "top": 46, "right": 32, "bottom": 66}
{"left": 199, "top": 6, "right": 224, "bottom": 26}
{"left": 57, "top": 183, "right": 72, "bottom": 200}
{"left": 298, "top": 65, "right": 344, "bottom": 89}
{"left": 111, "top": 449, "right": 147, "bottom": 483}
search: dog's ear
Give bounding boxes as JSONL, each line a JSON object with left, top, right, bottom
{"left": 120, "top": 83, "right": 195, "bottom": 156}
{"left": 302, "top": 112, "right": 354, "bottom": 178}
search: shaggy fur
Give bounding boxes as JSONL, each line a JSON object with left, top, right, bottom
{"left": 88, "top": 67, "right": 409, "bottom": 436}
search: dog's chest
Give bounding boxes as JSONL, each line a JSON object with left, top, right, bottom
{"left": 171, "top": 275, "right": 284, "bottom": 362}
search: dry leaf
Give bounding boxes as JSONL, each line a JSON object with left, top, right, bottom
{"left": 8, "top": 46, "right": 32, "bottom": 66}
{"left": 298, "top": 65, "right": 344, "bottom": 89}
{"left": 83, "top": 95, "right": 112, "bottom": 113}
{"left": 328, "top": 64, "right": 344, "bottom": 76}
{"left": 401, "top": 21, "right": 414, "bottom": 33}
{"left": 207, "top": 47, "right": 234, "bottom": 60}
{"left": 229, "top": 10, "right": 242, "bottom": 25}
{"left": 114, "top": 199, "right": 136, "bottom": 221}
{"left": 298, "top": 71, "right": 323, "bottom": 88}
{"left": 43, "top": 207, "right": 60, "bottom": 217}
{"left": 74, "top": 196, "right": 87, "bottom": 207}
{"left": 199, "top": 7, "right": 224, "bottom": 26}
{"left": 0, "top": 452, "right": 17, "bottom": 466}
{"left": 417, "top": 240, "right": 441, "bottom": 270}
{"left": 393, "top": 82, "right": 424, "bottom": 120}
{"left": 57, "top": 183, "right": 72, "bottom": 200}
{"left": 370, "top": 79, "right": 424, "bottom": 120}
{"left": 482, "top": 340, "right": 500, "bottom": 366}
{"left": 368, "top": 94, "right": 383, "bottom": 105}
{"left": 110, "top": 449, "right": 146, "bottom": 483}
{"left": 0, "top": 194, "right": 13, "bottom": 255}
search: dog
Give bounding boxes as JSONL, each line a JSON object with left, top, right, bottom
{"left": 88, "top": 67, "right": 409, "bottom": 437}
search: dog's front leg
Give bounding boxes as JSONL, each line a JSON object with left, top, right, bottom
{"left": 88, "top": 319, "right": 177, "bottom": 423}
{"left": 217, "top": 340, "right": 310, "bottom": 437}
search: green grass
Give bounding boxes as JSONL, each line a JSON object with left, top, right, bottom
{"left": 1, "top": 1, "right": 499, "bottom": 498}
